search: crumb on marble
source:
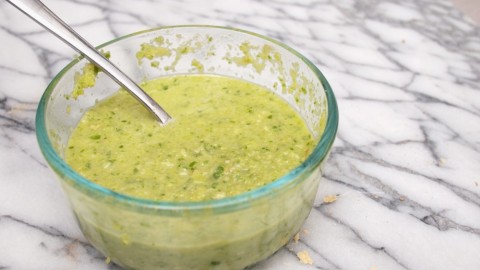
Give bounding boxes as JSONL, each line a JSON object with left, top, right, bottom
{"left": 323, "top": 194, "right": 338, "bottom": 203}
{"left": 297, "top": 250, "right": 313, "bottom": 265}
{"left": 370, "top": 266, "right": 378, "bottom": 270}
{"left": 292, "top": 228, "right": 310, "bottom": 244}
{"left": 293, "top": 233, "right": 300, "bottom": 243}
{"left": 399, "top": 196, "right": 405, "bottom": 201}
{"left": 437, "top": 158, "right": 446, "bottom": 166}
{"left": 64, "top": 241, "right": 79, "bottom": 258}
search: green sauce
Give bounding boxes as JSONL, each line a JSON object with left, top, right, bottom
{"left": 66, "top": 74, "right": 314, "bottom": 202}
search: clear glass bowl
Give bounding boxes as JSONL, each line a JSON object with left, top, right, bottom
{"left": 36, "top": 26, "right": 338, "bottom": 270}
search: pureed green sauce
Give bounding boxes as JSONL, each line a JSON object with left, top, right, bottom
{"left": 65, "top": 74, "right": 314, "bottom": 202}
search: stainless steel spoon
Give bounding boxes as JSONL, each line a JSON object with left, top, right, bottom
{"left": 7, "top": 0, "right": 172, "bottom": 124}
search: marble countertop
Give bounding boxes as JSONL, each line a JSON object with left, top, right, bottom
{"left": 1, "top": 0, "right": 479, "bottom": 269}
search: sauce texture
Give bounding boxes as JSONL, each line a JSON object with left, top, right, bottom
{"left": 66, "top": 75, "right": 314, "bottom": 201}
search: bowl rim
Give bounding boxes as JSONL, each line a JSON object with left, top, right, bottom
{"left": 36, "top": 25, "right": 339, "bottom": 213}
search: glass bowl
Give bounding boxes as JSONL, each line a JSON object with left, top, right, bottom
{"left": 36, "top": 25, "right": 338, "bottom": 270}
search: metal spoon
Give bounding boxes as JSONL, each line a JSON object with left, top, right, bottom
{"left": 7, "top": 0, "right": 172, "bottom": 124}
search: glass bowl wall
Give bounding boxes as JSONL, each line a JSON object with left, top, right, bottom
{"left": 36, "top": 26, "right": 338, "bottom": 270}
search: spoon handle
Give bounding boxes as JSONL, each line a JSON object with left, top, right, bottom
{"left": 7, "top": 0, "right": 172, "bottom": 124}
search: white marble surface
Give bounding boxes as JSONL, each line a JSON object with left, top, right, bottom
{"left": 1, "top": 0, "right": 480, "bottom": 269}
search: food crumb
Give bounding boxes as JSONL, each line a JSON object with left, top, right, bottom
{"left": 105, "top": 256, "right": 111, "bottom": 264}
{"left": 370, "top": 266, "right": 378, "bottom": 270}
{"left": 297, "top": 250, "right": 313, "bottom": 265}
{"left": 399, "top": 196, "right": 405, "bottom": 201}
{"left": 292, "top": 228, "right": 310, "bottom": 244}
{"left": 323, "top": 194, "right": 337, "bottom": 203}
{"left": 437, "top": 158, "right": 446, "bottom": 166}
{"left": 293, "top": 233, "right": 300, "bottom": 243}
